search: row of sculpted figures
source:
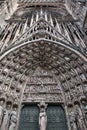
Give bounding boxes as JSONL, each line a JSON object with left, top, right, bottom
{"left": 69, "top": 102, "right": 87, "bottom": 130}
{"left": 0, "top": 98, "right": 47, "bottom": 130}
{"left": 0, "top": 97, "right": 17, "bottom": 130}
{"left": 0, "top": 97, "right": 87, "bottom": 130}
{"left": 38, "top": 102, "right": 87, "bottom": 130}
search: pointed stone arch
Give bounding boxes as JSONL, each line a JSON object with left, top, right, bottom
{"left": 0, "top": 35, "right": 87, "bottom": 130}
{"left": 0, "top": 41, "right": 87, "bottom": 104}
{"left": 1, "top": 18, "right": 87, "bottom": 61}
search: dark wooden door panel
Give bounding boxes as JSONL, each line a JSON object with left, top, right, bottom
{"left": 46, "top": 105, "right": 68, "bottom": 130}
{"left": 18, "top": 105, "right": 39, "bottom": 130}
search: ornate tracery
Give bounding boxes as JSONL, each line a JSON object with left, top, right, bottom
{"left": 0, "top": 0, "right": 87, "bottom": 130}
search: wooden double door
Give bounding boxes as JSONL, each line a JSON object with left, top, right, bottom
{"left": 18, "top": 104, "right": 68, "bottom": 130}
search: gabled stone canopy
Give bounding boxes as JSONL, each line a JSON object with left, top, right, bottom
{"left": 0, "top": 12, "right": 87, "bottom": 60}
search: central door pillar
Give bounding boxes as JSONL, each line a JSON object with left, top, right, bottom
{"left": 18, "top": 103, "right": 68, "bottom": 130}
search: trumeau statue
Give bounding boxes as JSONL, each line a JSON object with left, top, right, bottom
{"left": 8, "top": 106, "right": 17, "bottom": 130}
{"left": 1, "top": 103, "right": 11, "bottom": 130}
{"left": 0, "top": 99, "right": 5, "bottom": 127}
{"left": 39, "top": 102, "right": 47, "bottom": 130}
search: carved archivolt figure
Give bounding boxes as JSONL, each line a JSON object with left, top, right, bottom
{"left": 1, "top": 103, "right": 11, "bottom": 130}
{"left": 82, "top": 101, "right": 87, "bottom": 118}
{"left": 69, "top": 111, "right": 77, "bottom": 130}
{"left": 39, "top": 102, "right": 47, "bottom": 130}
{"left": 8, "top": 106, "right": 17, "bottom": 130}
{"left": 0, "top": 99, "right": 5, "bottom": 127}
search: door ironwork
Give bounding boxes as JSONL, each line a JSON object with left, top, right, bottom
{"left": 46, "top": 105, "right": 68, "bottom": 130}
{"left": 18, "top": 104, "right": 68, "bottom": 130}
{"left": 18, "top": 105, "right": 39, "bottom": 130}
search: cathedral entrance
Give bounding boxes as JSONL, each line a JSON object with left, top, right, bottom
{"left": 18, "top": 104, "right": 68, "bottom": 130}
{"left": 18, "top": 105, "right": 39, "bottom": 130}
{"left": 47, "top": 105, "right": 68, "bottom": 130}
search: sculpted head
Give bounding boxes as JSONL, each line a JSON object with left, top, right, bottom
{"left": 6, "top": 102, "right": 12, "bottom": 110}
{"left": 13, "top": 104, "right": 18, "bottom": 112}
{"left": 0, "top": 98, "right": 5, "bottom": 106}
{"left": 39, "top": 101, "right": 47, "bottom": 112}
{"left": 40, "top": 106, "right": 45, "bottom": 112}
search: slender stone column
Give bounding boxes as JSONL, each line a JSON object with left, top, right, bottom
{"left": 45, "top": 12, "right": 47, "bottom": 21}
{"left": 12, "top": 24, "right": 21, "bottom": 43}
{"left": 65, "top": 105, "right": 72, "bottom": 130}
{"left": 55, "top": 18, "right": 61, "bottom": 33}
{"left": 50, "top": 14, "right": 53, "bottom": 27}
{"left": 36, "top": 12, "right": 39, "bottom": 22}
{"left": 23, "top": 19, "right": 28, "bottom": 34}
{"left": 30, "top": 15, "right": 34, "bottom": 27}
{"left": 1, "top": 24, "right": 15, "bottom": 51}
{"left": 0, "top": 98, "right": 5, "bottom": 127}
{"left": 62, "top": 24, "right": 72, "bottom": 43}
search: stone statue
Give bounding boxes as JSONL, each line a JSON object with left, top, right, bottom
{"left": 69, "top": 111, "right": 77, "bottom": 130}
{"left": 39, "top": 102, "right": 47, "bottom": 130}
{"left": 1, "top": 103, "right": 11, "bottom": 130}
{"left": 8, "top": 106, "right": 17, "bottom": 130}
{"left": 82, "top": 101, "right": 87, "bottom": 112}
{"left": 75, "top": 104, "right": 86, "bottom": 130}
{"left": 0, "top": 99, "right": 5, "bottom": 127}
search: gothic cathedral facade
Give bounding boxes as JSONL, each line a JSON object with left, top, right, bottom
{"left": 0, "top": 0, "right": 87, "bottom": 130}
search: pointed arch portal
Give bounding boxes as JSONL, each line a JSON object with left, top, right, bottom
{"left": 0, "top": 40, "right": 87, "bottom": 130}
{"left": 18, "top": 105, "right": 39, "bottom": 130}
{"left": 18, "top": 104, "right": 68, "bottom": 130}
{"left": 0, "top": 1, "right": 87, "bottom": 130}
